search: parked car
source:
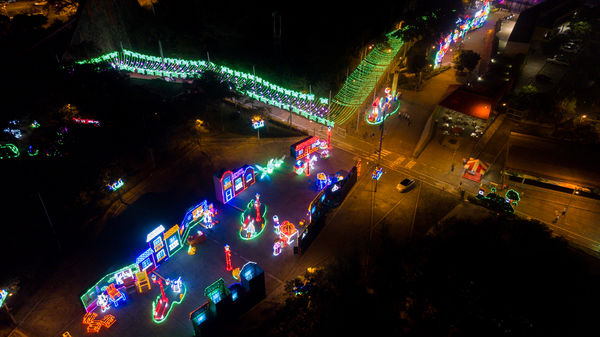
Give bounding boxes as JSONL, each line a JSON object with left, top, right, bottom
{"left": 396, "top": 178, "right": 416, "bottom": 192}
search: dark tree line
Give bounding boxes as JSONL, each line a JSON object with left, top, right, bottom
{"left": 247, "top": 215, "right": 600, "bottom": 337}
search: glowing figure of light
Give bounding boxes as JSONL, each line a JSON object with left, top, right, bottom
{"left": 273, "top": 240, "right": 282, "bottom": 256}
{"left": 255, "top": 156, "right": 285, "bottom": 180}
{"left": 97, "top": 294, "right": 110, "bottom": 312}
{"left": 107, "top": 178, "right": 124, "bottom": 191}
{"left": 273, "top": 215, "right": 280, "bottom": 234}
{"left": 224, "top": 245, "right": 233, "bottom": 271}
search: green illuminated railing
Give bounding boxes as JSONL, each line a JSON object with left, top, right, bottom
{"left": 77, "top": 50, "right": 334, "bottom": 127}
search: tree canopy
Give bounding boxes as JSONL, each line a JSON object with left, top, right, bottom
{"left": 248, "top": 215, "right": 600, "bottom": 337}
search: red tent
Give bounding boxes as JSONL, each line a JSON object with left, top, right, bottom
{"left": 462, "top": 158, "right": 489, "bottom": 182}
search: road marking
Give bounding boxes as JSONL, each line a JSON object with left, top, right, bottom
{"left": 390, "top": 155, "right": 406, "bottom": 169}
{"left": 405, "top": 160, "right": 417, "bottom": 169}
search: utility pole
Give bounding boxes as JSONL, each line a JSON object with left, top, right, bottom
{"left": 38, "top": 192, "right": 61, "bottom": 251}
{"left": 374, "top": 103, "right": 386, "bottom": 193}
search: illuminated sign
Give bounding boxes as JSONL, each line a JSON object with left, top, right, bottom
{"left": 164, "top": 225, "right": 182, "bottom": 255}
{"left": 290, "top": 136, "right": 320, "bottom": 160}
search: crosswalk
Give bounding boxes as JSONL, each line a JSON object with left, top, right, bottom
{"left": 365, "top": 149, "right": 392, "bottom": 162}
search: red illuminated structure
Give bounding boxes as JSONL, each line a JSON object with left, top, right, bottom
{"left": 153, "top": 276, "right": 169, "bottom": 322}
{"left": 290, "top": 136, "right": 321, "bottom": 161}
{"left": 214, "top": 166, "right": 256, "bottom": 204}
{"left": 224, "top": 244, "right": 233, "bottom": 271}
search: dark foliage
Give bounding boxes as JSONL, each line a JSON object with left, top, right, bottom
{"left": 251, "top": 215, "right": 600, "bottom": 337}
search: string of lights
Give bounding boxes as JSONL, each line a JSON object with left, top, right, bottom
{"left": 77, "top": 50, "right": 334, "bottom": 127}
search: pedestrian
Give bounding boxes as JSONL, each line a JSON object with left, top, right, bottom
{"left": 552, "top": 216, "right": 559, "bottom": 224}
{"left": 451, "top": 163, "right": 455, "bottom": 172}
{"left": 562, "top": 208, "right": 567, "bottom": 216}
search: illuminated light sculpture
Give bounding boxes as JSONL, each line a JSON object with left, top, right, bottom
{"left": 147, "top": 225, "right": 170, "bottom": 265}
{"left": 76, "top": 50, "right": 334, "bottom": 127}
{"left": 255, "top": 155, "right": 285, "bottom": 180}
{"left": 214, "top": 165, "right": 255, "bottom": 204}
{"left": 105, "top": 283, "right": 127, "bottom": 308}
{"left": 135, "top": 270, "right": 151, "bottom": 294}
{"left": 224, "top": 245, "right": 233, "bottom": 271}
{"left": 0, "top": 289, "right": 8, "bottom": 307}
{"left": 316, "top": 172, "right": 329, "bottom": 190}
{"left": 164, "top": 224, "right": 183, "bottom": 256}
{"left": 279, "top": 221, "right": 298, "bottom": 247}
{"left": 329, "top": 31, "right": 404, "bottom": 125}
{"left": 180, "top": 201, "right": 218, "bottom": 245}
{"left": 372, "top": 167, "right": 384, "bottom": 180}
{"left": 82, "top": 312, "right": 116, "bottom": 333}
{"left": 273, "top": 215, "right": 280, "bottom": 235}
{"left": 433, "top": 1, "right": 490, "bottom": 68}
{"left": 97, "top": 294, "right": 110, "bottom": 312}
{"left": 151, "top": 274, "right": 187, "bottom": 324}
{"left": 80, "top": 264, "right": 141, "bottom": 313}
{"left": 232, "top": 267, "right": 241, "bottom": 280}
{"left": 107, "top": 178, "right": 124, "bottom": 191}
{"left": 273, "top": 240, "right": 282, "bottom": 256}
{"left": 0, "top": 143, "right": 20, "bottom": 160}
{"left": 290, "top": 136, "right": 321, "bottom": 161}
{"left": 366, "top": 87, "right": 401, "bottom": 125}
{"left": 27, "top": 145, "right": 39, "bottom": 156}
{"left": 240, "top": 194, "right": 268, "bottom": 240}
{"left": 72, "top": 117, "right": 101, "bottom": 126}
{"left": 252, "top": 116, "right": 265, "bottom": 129}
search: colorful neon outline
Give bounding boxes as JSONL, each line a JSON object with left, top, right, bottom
{"left": 151, "top": 282, "right": 187, "bottom": 324}
{"left": 239, "top": 201, "right": 268, "bottom": 241}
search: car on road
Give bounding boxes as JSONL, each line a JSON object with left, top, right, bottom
{"left": 396, "top": 178, "right": 416, "bottom": 192}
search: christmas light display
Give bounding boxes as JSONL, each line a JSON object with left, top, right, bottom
{"left": 80, "top": 264, "right": 140, "bottom": 313}
{"left": 151, "top": 274, "right": 187, "bottom": 324}
{"left": 294, "top": 155, "right": 318, "bottom": 176}
{"left": 105, "top": 283, "right": 127, "bottom": 308}
{"left": 366, "top": 87, "right": 401, "bottom": 125}
{"left": 273, "top": 215, "right": 281, "bottom": 235}
{"left": 82, "top": 312, "right": 116, "bottom": 334}
{"left": 0, "top": 143, "right": 19, "bottom": 159}
{"left": 434, "top": 1, "right": 490, "bottom": 68}
{"left": 214, "top": 165, "right": 256, "bottom": 204}
{"left": 372, "top": 167, "right": 384, "bottom": 180}
{"left": 255, "top": 156, "right": 285, "bottom": 180}
{"left": 273, "top": 240, "right": 282, "bottom": 256}
{"left": 0, "top": 289, "right": 8, "bottom": 307}
{"left": 107, "top": 178, "right": 124, "bottom": 191}
{"left": 290, "top": 136, "right": 321, "bottom": 166}
{"left": 72, "top": 118, "right": 101, "bottom": 126}
{"left": 251, "top": 116, "right": 264, "bottom": 129}
{"left": 329, "top": 31, "right": 404, "bottom": 125}
{"left": 224, "top": 244, "right": 233, "bottom": 271}
{"left": 180, "top": 201, "right": 218, "bottom": 243}
{"left": 240, "top": 193, "right": 268, "bottom": 240}
{"left": 316, "top": 172, "right": 329, "bottom": 190}
{"left": 77, "top": 50, "right": 334, "bottom": 127}
{"left": 279, "top": 221, "right": 298, "bottom": 247}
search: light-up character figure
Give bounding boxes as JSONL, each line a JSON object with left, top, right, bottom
{"left": 273, "top": 240, "right": 282, "bottom": 256}
{"left": 254, "top": 193, "right": 262, "bottom": 223}
{"left": 224, "top": 245, "right": 233, "bottom": 271}
{"left": 203, "top": 210, "right": 214, "bottom": 229}
{"left": 273, "top": 215, "right": 280, "bottom": 234}
{"left": 171, "top": 277, "right": 182, "bottom": 293}
{"left": 246, "top": 221, "right": 255, "bottom": 239}
{"left": 97, "top": 293, "right": 110, "bottom": 312}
